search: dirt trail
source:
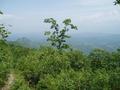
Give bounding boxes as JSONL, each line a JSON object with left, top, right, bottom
{"left": 1, "top": 73, "right": 14, "bottom": 90}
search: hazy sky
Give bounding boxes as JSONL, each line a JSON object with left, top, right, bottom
{"left": 0, "top": 0, "right": 120, "bottom": 39}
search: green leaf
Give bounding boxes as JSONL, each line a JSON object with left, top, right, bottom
{"left": 44, "top": 31, "right": 51, "bottom": 36}
{"left": 64, "top": 35, "right": 71, "bottom": 38}
{"left": 0, "top": 11, "right": 3, "bottom": 15}
{"left": 70, "top": 24, "right": 78, "bottom": 30}
{"left": 114, "top": 0, "right": 120, "bottom": 5}
{"left": 63, "top": 19, "right": 71, "bottom": 25}
{"left": 62, "top": 44, "right": 69, "bottom": 49}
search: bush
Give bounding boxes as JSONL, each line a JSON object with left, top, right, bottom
{"left": 10, "top": 72, "right": 32, "bottom": 90}
{"left": 109, "top": 68, "right": 120, "bottom": 90}
{"left": 0, "top": 63, "right": 9, "bottom": 88}
{"left": 1, "top": 41, "right": 120, "bottom": 90}
{"left": 0, "top": 41, "right": 11, "bottom": 88}
{"left": 37, "top": 69, "right": 93, "bottom": 90}
{"left": 37, "top": 70, "right": 76, "bottom": 90}
{"left": 90, "top": 69, "right": 109, "bottom": 90}
{"left": 88, "top": 49, "right": 111, "bottom": 70}
{"left": 17, "top": 47, "right": 71, "bottom": 86}
{"left": 66, "top": 50, "right": 89, "bottom": 71}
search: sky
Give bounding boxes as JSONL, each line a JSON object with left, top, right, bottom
{"left": 0, "top": 0, "right": 120, "bottom": 39}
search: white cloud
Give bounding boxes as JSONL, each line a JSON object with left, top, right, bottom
{"left": 77, "top": 10, "right": 120, "bottom": 23}
{"left": 67, "top": 0, "right": 113, "bottom": 7}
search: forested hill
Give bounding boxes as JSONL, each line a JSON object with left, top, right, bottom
{"left": 0, "top": 0, "right": 120, "bottom": 89}
{"left": 0, "top": 40, "right": 120, "bottom": 89}
{"left": 8, "top": 33, "right": 120, "bottom": 53}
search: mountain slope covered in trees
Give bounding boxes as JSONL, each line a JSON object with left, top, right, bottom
{"left": 0, "top": 1, "right": 120, "bottom": 89}
{"left": 0, "top": 40, "right": 120, "bottom": 90}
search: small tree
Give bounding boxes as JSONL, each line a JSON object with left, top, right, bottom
{"left": 0, "top": 11, "right": 11, "bottom": 41}
{"left": 44, "top": 18, "right": 77, "bottom": 51}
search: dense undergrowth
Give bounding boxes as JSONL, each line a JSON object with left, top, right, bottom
{"left": 0, "top": 40, "right": 120, "bottom": 90}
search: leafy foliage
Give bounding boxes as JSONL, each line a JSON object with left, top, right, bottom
{"left": 44, "top": 18, "right": 77, "bottom": 51}
{"left": 0, "top": 12, "right": 120, "bottom": 89}
{"left": 0, "top": 24, "right": 11, "bottom": 41}
{"left": 88, "top": 49, "right": 111, "bottom": 70}
{"left": 0, "top": 41, "right": 11, "bottom": 88}
{"left": 0, "top": 12, "right": 12, "bottom": 88}
{"left": 10, "top": 72, "right": 32, "bottom": 90}
{"left": 0, "top": 11, "right": 3, "bottom": 15}
{"left": 0, "top": 40, "right": 120, "bottom": 90}
{"left": 115, "top": 0, "right": 120, "bottom": 5}
{"left": 0, "top": 11, "right": 11, "bottom": 41}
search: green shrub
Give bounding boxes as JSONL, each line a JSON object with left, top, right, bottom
{"left": 17, "top": 47, "right": 71, "bottom": 86}
{"left": 66, "top": 50, "right": 89, "bottom": 71}
{"left": 10, "top": 72, "right": 32, "bottom": 90}
{"left": 90, "top": 69, "right": 109, "bottom": 90}
{"left": 109, "top": 68, "right": 120, "bottom": 90}
{"left": 1, "top": 40, "right": 120, "bottom": 90}
{"left": 89, "top": 49, "right": 111, "bottom": 70}
{"left": 37, "top": 69, "right": 93, "bottom": 90}
{"left": 0, "top": 41, "right": 11, "bottom": 88}
{"left": 0, "top": 63, "right": 9, "bottom": 88}
{"left": 110, "top": 49, "right": 120, "bottom": 69}
{"left": 37, "top": 70, "right": 76, "bottom": 90}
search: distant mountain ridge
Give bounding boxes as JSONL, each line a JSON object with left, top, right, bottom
{"left": 8, "top": 33, "right": 120, "bottom": 53}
